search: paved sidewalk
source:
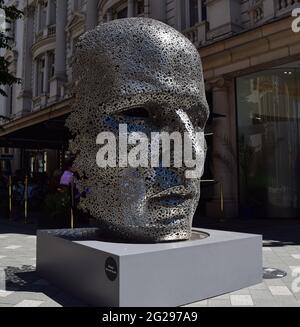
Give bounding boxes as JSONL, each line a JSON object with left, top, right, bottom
{"left": 0, "top": 218, "right": 300, "bottom": 307}
{"left": 0, "top": 220, "right": 85, "bottom": 307}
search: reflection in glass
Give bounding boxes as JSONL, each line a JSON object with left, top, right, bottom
{"left": 237, "top": 68, "right": 300, "bottom": 217}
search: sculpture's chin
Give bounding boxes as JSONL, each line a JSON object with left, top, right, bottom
{"left": 103, "top": 222, "right": 192, "bottom": 243}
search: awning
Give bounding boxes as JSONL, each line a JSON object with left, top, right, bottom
{"left": 0, "top": 99, "right": 72, "bottom": 149}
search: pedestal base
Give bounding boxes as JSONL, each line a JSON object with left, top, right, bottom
{"left": 36, "top": 228, "right": 262, "bottom": 307}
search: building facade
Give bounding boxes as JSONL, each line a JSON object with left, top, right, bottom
{"left": 1, "top": 0, "right": 300, "bottom": 219}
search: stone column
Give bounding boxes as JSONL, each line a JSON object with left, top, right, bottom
{"left": 107, "top": 10, "right": 112, "bottom": 22}
{"left": 53, "top": 0, "right": 67, "bottom": 99}
{"left": 86, "top": 0, "right": 98, "bottom": 31}
{"left": 128, "top": 0, "right": 135, "bottom": 17}
{"left": 206, "top": 78, "right": 238, "bottom": 218}
{"left": 20, "top": 5, "right": 35, "bottom": 113}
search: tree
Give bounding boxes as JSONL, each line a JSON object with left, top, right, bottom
{"left": 0, "top": 0, "right": 22, "bottom": 97}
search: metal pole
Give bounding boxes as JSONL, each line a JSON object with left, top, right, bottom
{"left": 8, "top": 176, "right": 12, "bottom": 220}
{"left": 24, "top": 175, "right": 28, "bottom": 224}
{"left": 220, "top": 183, "right": 224, "bottom": 214}
{"left": 70, "top": 180, "right": 74, "bottom": 229}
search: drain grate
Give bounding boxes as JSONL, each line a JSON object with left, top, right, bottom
{"left": 263, "top": 267, "right": 287, "bottom": 279}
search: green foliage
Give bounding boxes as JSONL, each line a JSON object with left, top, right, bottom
{"left": 0, "top": 0, "right": 23, "bottom": 96}
{"left": 43, "top": 190, "right": 71, "bottom": 219}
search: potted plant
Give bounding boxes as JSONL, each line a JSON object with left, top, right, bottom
{"left": 40, "top": 188, "right": 71, "bottom": 229}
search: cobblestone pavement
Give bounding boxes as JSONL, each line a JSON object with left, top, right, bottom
{"left": 0, "top": 219, "right": 300, "bottom": 307}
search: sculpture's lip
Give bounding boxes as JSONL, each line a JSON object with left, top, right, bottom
{"left": 149, "top": 186, "right": 196, "bottom": 206}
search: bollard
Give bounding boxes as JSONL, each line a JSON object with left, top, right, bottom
{"left": 24, "top": 175, "right": 28, "bottom": 224}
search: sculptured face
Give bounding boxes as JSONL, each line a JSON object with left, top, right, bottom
{"left": 67, "top": 18, "right": 209, "bottom": 242}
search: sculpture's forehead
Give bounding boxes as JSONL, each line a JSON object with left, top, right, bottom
{"left": 77, "top": 18, "right": 200, "bottom": 64}
{"left": 74, "top": 18, "right": 207, "bottom": 113}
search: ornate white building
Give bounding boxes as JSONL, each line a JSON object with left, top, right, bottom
{"left": 1, "top": 0, "right": 300, "bottom": 219}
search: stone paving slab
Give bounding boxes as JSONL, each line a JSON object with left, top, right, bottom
{"left": 0, "top": 219, "right": 300, "bottom": 307}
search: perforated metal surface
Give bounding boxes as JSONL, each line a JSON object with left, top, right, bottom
{"left": 67, "top": 18, "right": 209, "bottom": 242}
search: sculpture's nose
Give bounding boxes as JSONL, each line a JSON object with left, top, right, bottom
{"left": 145, "top": 107, "right": 202, "bottom": 191}
{"left": 172, "top": 108, "right": 205, "bottom": 180}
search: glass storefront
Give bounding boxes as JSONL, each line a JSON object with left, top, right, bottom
{"left": 237, "top": 68, "right": 300, "bottom": 218}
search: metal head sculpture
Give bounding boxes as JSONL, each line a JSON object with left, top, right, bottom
{"left": 67, "top": 18, "right": 209, "bottom": 243}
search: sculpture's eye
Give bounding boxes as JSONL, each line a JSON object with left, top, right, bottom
{"left": 121, "top": 107, "right": 149, "bottom": 118}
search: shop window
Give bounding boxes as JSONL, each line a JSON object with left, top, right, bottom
{"left": 236, "top": 68, "right": 300, "bottom": 218}
{"left": 29, "top": 151, "right": 48, "bottom": 174}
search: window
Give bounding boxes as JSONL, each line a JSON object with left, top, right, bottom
{"left": 74, "top": 0, "right": 85, "bottom": 11}
{"left": 185, "top": 0, "right": 207, "bottom": 28}
{"left": 49, "top": 51, "right": 55, "bottom": 79}
{"left": 237, "top": 68, "right": 300, "bottom": 218}
{"left": 201, "top": 0, "right": 207, "bottom": 21}
{"left": 189, "top": 0, "right": 199, "bottom": 27}
{"left": 40, "top": 1, "right": 47, "bottom": 30}
{"left": 10, "top": 21, "right": 16, "bottom": 40}
{"left": 137, "top": 0, "right": 144, "bottom": 15}
{"left": 49, "top": 0, "right": 56, "bottom": 25}
{"left": 37, "top": 56, "right": 45, "bottom": 95}
{"left": 8, "top": 85, "right": 13, "bottom": 116}
{"left": 117, "top": 7, "right": 128, "bottom": 19}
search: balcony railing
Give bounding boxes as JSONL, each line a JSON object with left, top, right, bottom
{"left": 183, "top": 21, "right": 208, "bottom": 47}
{"left": 33, "top": 97, "right": 42, "bottom": 109}
{"left": 35, "top": 24, "right": 56, "bottom": 43}
{"left": 48, "top": 25, "right": 56, "bottom": 37}
{"left": 277, "top": 0, "right": 300, "bottom": 11}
